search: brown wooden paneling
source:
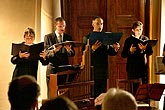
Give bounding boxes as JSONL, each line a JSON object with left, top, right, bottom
{"left": 107, "top": 0, "right": 145, "bottom": 88}
{"left": 62, "top": 0, "right": 107, "bottom": 65}
{"left": 62, "top": 0, "right": 146, "bottom": 93}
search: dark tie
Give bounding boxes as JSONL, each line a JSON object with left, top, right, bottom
{"left": 59, "top": 34, "right": 62, "bottom": 43}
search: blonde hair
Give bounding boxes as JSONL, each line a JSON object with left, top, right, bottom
{"left": 102, "top": 88, "right": 137, "bottom": 110}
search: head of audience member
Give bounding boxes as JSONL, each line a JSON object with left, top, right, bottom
{"left": 92, "top": 16, "right": 103, "bottom": 32}
{"left": 102, "top": 88, "right": 137, "bottom": 110}
{"left": 8, "top": 75, "right": 40, "bottom": 110}
{"left": 54, "top": 17, "right": 66, "bottom": 35}
{"left": 40, "top": 96, "right": 78, "bottom": 110}
{"left": 132, "top": 21, "right": 143, "bottom": 38}
{"left": 24, "top": 27, "right": 35, "bottom": 45}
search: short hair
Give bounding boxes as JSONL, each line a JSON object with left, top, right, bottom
{"left": 102, "top": 88, "right": 137, "bottom": 110}
{"left": 24, "top": 27, "right": 35, "bottom": 38}
{"left": 40, "top": 96, "right": 78, "bottom": 110}
{"left": 54, "top": 17, "right": 65, "bottom": 23}
{"left": 92, "top": 16, "right": 103, "bottom": 21}
{"left": 132, "top": 21, "right": 143, "bottom": 29}
{"left": 8, "top": 75, "right": 40, "bottom": 110}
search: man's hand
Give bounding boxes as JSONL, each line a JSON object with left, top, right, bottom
{"left": 94, "top": 93, "right": 107, "bottom": 106}
{"left": 92, "top": 40, "right": 102, "bottom": 51}
{"left": 130, "top": 44, "right": 136, "bottom": 53}
{"left": 64, "top": 44, "right": 72, "bottom": 52}
{"left": 113, "top": 42, "right": 120, "bottom": 52}
{"left": 39, "top": 50, "right": 47, "bottom": 60}
{"left": 138, "top": 43, "right": 147, "bottom": 51}
{"left": 53, "top": 45, "right": 63, "bottom": 53}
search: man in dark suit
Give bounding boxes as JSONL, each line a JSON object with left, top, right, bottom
{"left": 83, "top": 16, "right": 120, "bottom": 99}
{"left": 44, "top": 17, "right": 75, "bottom": 97}
{"left": 121, "top": 21, "right": 153, "bottom": 95}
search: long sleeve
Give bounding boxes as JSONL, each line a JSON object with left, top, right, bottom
{"left": 44, "top": 33, "right": 57, "bottom": 58}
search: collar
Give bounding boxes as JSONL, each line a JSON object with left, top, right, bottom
{"left": 55, "top": 30, "right": 63, "bottom": 37}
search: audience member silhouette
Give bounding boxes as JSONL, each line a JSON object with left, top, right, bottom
{"left": 8, "top": 75, "right": 40, "bottom": 110}
{"left": 102, "top": 88, "right": 137, "bottom": 110}
{"left": 40, "top": 96, "right": 78, "bottom": 110}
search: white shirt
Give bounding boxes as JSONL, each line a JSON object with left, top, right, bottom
{"left": 55, "top": 31, "right": 63, "bottom": 43}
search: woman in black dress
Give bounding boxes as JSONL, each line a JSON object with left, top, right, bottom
{"left": 11, "top": 27, "right": 48, "bottom": 80}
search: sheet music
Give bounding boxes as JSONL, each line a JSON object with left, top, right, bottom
{"left": 155, "top": 56, "right": 165, "bottom": 74}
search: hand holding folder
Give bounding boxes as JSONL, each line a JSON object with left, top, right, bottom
{"left": 89, "top": 32, "right": 123, "bottom": 45}
{"left": 11, "top": 42, "right": 44, "bottom": 59}
{"left": 133, "top": 37, "right": 158, "bottom": 47}
{"left": 48, "top": 41, "right": 83, "bottom": 50}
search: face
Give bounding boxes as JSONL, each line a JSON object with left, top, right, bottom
{"left": 92, "top": 18, "right": 103, "bottom": 32}
{"left": 55, "top": 20, "right": 66, "bottom": 34}
{"left": 24, "top": 35, "right": 34, "bottom": 45}
{"left": 132, "top": 25, "right": 143, "bottom": 38}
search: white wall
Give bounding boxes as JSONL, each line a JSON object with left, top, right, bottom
{"left": 0, "top": 0, "right": 61, "bottom": 109}
{"left": 40, "top": 0, "right": 61, "bottom": 101}
{"left": 0, "top": 0, "right": 41, "bottom": 109}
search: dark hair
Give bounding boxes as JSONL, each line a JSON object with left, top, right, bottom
{"left": 92, "top": 16, "right": 103, "bottom": 21}
{"left": 40, "top": 96, "right": 78, "bottom": 110}
{"left": 24, "top": 27, "right": 35, "bottom": 38}
{"left": 54, "top": 17, "right": 65, "bottom": 23}
{"left": 132, "top": 21, "right": 143, "bottom": 29}
{"left": 8, "top": 75, "right": 40, "bottom": 109}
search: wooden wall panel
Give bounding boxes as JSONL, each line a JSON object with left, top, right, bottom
{"left": 62, "top": 0, "right": 107, "bottom": 65}
{"left": 62, "top": 0, "right": 146, "bottom": 92}
{"left": 107, "top": 0, "right": 145, "bottom": 88}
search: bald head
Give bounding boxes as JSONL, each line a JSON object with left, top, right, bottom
{"left": 102, "top": 88, "right": 137, "bottom": 110}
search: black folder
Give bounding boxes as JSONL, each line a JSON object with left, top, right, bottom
{"left": 11, "top": 42, "right": 44, "bottom": 59}
{"left": 133, "top": 37, "right": 158, "bottom": 47}
{"left": 89, "top": 32, "right": 123, "bottom": 45}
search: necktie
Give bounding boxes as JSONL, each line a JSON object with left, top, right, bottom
{"left": 59, "top": 34, "right": 62, "bottom": 43}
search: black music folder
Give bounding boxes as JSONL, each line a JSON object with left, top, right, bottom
{"left": 89, "top": 32, "right": 123, "bottom": 45}
{"left": 11, "top": 42, "right": 44, "bottom": 59}
{"left": 133, "top": 37, "right": 158, "bottom": 47}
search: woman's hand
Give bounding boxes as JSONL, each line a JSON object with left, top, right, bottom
{"left": 19, "top": 51, "right": 30, "bottom": 59}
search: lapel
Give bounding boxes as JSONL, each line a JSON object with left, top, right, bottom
{"left": 51, "top": 32, "right": 58, "bottom": 44}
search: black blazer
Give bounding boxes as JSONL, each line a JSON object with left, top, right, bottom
{"left": 121, "top": 35, "right": 153, "bottom": 73}
{"left": 83, "top": 33, "right": 118, "bottom": 78}
{"left": 44, "top": 32, "right": 75, "bottom": 75}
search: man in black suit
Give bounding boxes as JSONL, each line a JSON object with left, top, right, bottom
{"left": 44, "top": 17, "right": 75, "bottom": 97}
{"left": 83, "top": 16, "right": 120, "bottom": 99}
{"left": 121, "top": 21, "right": 153, "bottom": 95}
